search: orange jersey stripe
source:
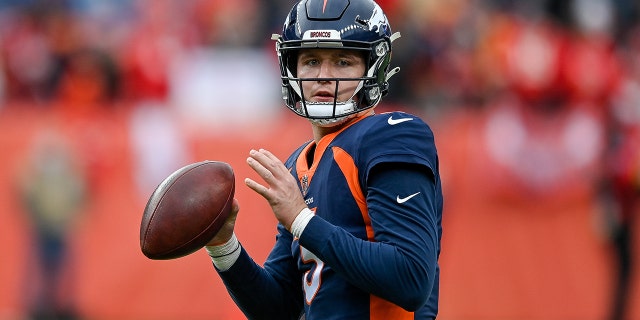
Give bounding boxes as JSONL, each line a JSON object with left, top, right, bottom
{"left": 370, "top": 295, "right": 414, "bottom": 320}
{"left": 295, "top": 115, "right": 370, "bottom": 186}
{"left": 332, "top": 146, "right": 415, "bottom": 319}
{"left": 331, "top": 146, "right": 373, "bottom": 241}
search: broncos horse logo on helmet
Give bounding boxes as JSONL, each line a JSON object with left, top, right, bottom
{"left": 272, "top": 0, "right": 401, "bottom": 126}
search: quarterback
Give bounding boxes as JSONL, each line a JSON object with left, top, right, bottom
{"left": 205, "top": 0, "right": 443, "bottom": 319}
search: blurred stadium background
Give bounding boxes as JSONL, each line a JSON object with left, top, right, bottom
{"left": 0, "top": 0, "right": 639, "bottom": 319}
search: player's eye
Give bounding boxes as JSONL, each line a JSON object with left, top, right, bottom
{"left": 302, "top": 58, "right": 319, "bottom": 66}
{"left": 335, "top": 53, "right": 363, "bottom": 67}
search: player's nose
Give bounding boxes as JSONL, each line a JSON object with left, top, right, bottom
{"left": 317, "top": 61, "right": 334, "bottom": 80}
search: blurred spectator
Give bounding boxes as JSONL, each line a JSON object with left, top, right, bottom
{"left": 17, "top": 128, "right": 88, "bottom": 319}
{"left": 52, "top": 48, "right": 120, "bottom": 110}
{"left": 598, "top": 100, "right": 639, "bottom": 320}
{"left": 0, "top": 0, "right": 121, "bottom": 108}
{"left": 0, "top": 4, "right": 57, "bottom": 103}
{"left": 190, "top": 0, "right": 267, "bottom": 48}
{"left": 387, "top": 0, "right": 481, "bottom": 112}
{"left": 117, "top": 0, "right": 192, "bottom": 102}
{"left": 597, "top": 22, "right": 640, "bottom": 320}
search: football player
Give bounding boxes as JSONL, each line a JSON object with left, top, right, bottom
{"left": 205, "top": 0, "right": 443, "bottom": 319}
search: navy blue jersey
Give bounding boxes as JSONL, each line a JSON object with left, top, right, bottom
{"left": 218, "top": 112, "right": 442, "bottom": 320}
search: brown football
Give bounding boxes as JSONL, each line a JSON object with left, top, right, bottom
{"left": 140, "top": 160, "right": 235, "bottom": 260}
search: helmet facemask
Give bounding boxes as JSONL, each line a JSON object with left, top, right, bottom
{"left": 289, "top": 73, "right": 364, "bottom": 126}
{"left": 274, "top": 38, "right": 399, "bottom": 126}
{"left": 273, "top": 0, "right": 401, "bottom": 125}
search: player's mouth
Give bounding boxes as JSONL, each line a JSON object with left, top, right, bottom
{"left": 311, "top": 89, "right": 336, "bottom": 102}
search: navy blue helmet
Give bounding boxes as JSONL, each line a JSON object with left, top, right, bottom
{"left": 272, "top": 0, "right": 401, "bottom": 125}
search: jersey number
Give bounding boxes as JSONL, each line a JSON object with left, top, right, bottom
{"left": 301, "top": 246, "right": 324, "bottom": 304}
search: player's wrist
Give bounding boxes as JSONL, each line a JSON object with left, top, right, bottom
{"left": 291, "top": 207, "right": 314, "bottom": 238}
{"left": 205, "top": 233, "right": 239, "bottom": 257}
{"left": 205, "top": 233, "right": 241, "bottom": 271}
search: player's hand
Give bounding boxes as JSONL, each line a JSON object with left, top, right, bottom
{"left": 206, "top": 198, "right": 239, "bottom": 246}
{"left": 245, "top": 148, "right": 308, "bottom": 230}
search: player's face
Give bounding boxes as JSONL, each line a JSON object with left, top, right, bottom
{"left": 296, "top": 49, "right": 365, "bottom": 103}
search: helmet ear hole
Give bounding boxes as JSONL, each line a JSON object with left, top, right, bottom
{"left": 374, "top": 42, "right": 389, "bottom": 58}
{"left": 368, "top": 87, "right": 381, "bottom": 101}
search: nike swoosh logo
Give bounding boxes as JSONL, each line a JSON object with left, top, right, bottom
{"left": 397, "top": 192, "right": 420, "bottom": 204}
{"left": 387, "top": 116, "right": 414, "bottom": 125}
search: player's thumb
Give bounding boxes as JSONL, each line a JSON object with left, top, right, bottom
{"left": 207, "top": 199, "right": 239, "bottom": 246}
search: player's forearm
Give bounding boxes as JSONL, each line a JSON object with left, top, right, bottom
{"left": 214, "top": 247, "right": 302, "bottom": 319}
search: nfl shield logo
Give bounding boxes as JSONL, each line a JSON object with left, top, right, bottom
{"left": 301, "top": 174, "right": 309, "bottom": 197}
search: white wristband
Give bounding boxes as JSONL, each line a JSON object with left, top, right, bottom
{"left": 291, "top": 208, "right": 314, "bottom": 238}
{"left": 205, "top": 233, "right": 241, "bottom": 271}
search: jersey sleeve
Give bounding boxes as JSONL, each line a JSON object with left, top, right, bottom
{"left": 362, "top": 112, "right": 439, "bottom": 175}
{"left": 216, "top": 225, "right": 303, "bottom": 320}
{"left": 299, "top": 163, "right": 440, "bottom": 312}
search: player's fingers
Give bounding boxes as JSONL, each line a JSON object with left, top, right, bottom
{"left": 247, "top": 154, "right": 275, "bottom": 183}
{"left": 252, "top": 149, "right": 287, "bottom": 179}
{"left": 244, "top": 177, "right": 271, "bottom": 199}
{"left": 258, "top": 148, "right": 281, "bottom": 164}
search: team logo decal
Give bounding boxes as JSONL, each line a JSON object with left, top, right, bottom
{"left": 302, "top": 29, "right": 341, "bottom": 40}
{"left": 301, "top": 174, "right": 309, "bottom": 197}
